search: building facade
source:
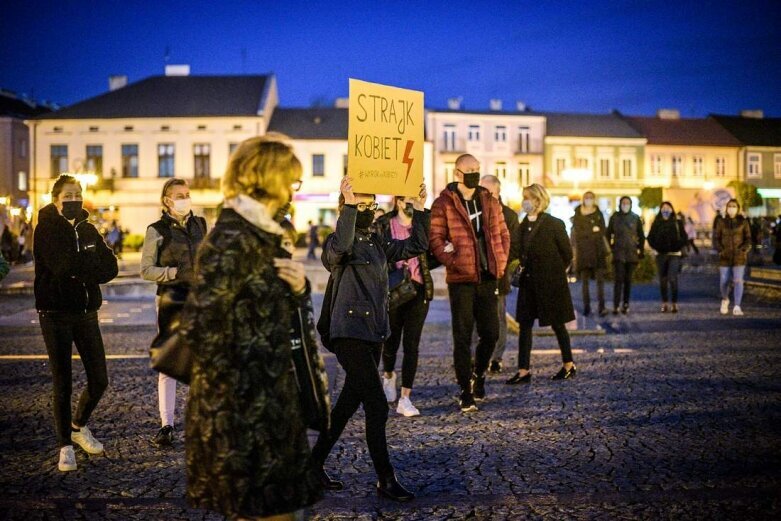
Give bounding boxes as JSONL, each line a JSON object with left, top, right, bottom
{"left": 425, "top": 107, "right": 545, "bottom": 209}
{"left": 28, "top": 72, "right": 277, "bottom": 234}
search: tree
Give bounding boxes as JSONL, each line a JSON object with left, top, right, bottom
{"left": 638, "top": 187, "right": 663, "bottom": 209}
{"left": 727, "top": 181, "right": 763, "bottom": 209}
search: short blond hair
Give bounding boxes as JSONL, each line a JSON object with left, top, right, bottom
{"left": 523, "top": 183, "right": 550, "bottom": 212}
{"left": 222, "top": 133, "right": 301, "bottom": 206}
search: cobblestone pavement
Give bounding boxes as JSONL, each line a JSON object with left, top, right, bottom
{"left": 1, "top": 273, "right": 779, "bottom": 520}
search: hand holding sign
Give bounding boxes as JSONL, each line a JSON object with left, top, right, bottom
{"left": 412, "top": 183, "right": 427, "bottom": 211}
{"left": 340, "top": 176, "right": 357, "bottom": 205}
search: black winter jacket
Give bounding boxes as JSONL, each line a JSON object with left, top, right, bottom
{"left": 321, "top": 205, "right": 429, "bottom": 344}
{"left": 647, "top": 216, "right": 687, "bottom": 254}
{"left": 33, "top": 204, "right": 118, "bottom": 313}
{"left": 607, "top": 211, "right": 645, "bottom": 263}
{"left": 571, "top": 205, "right": 608, "bottom": 272}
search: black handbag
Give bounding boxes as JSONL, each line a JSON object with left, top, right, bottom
{"left": 150, "top": 332, "right": 192, "bottom": 385}
{"left": 290, "top": 305, "right": 330, "bottom": 432}
{"left": 388, "top": 264, "right": 418, "bottom": 310}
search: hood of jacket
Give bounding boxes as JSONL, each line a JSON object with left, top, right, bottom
{"left": 38, "top": 203, "right": 89, "bottom": 226}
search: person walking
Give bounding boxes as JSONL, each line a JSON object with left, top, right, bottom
{"left": 374, "top": 196, "right": 434, "bottom": 417}
{"left": 478, "top": 175, "right": 519, "bottom": 374}
{"left": 606, "top": 196, "right": 645, "bottom": 314}
{"left": 141, "top": 178, "right": 206, "bottom": 447}
{"left": 429, "top": 154, "right": 510, "bottom": 412}
{"left": 505, "top": 184, "right": 577, "bottom": 385}
{"left": 33, "top": 174, "right": 118, "bottom": 472}
{"left": 684, "top": 215, "right": 699, "bottom": 255}
{"left": 180, "top": 135, "right": 321, "bottom": 520}
{"left": 571, "top": 191, "right": 608, "bottom": 317}
{"left": 312, "top": 176, "right": 429, "bottom": 501}
{"left": 713, "top": 198, "right": 752, "bottom": 316}
{"left": 647, "top": 202, "right": 688, "bottom": 313}
{"left": 307, "top": 219, "right": 320, "bottom": 260}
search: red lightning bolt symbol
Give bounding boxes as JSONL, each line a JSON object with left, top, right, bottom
{"left": 402, "top": 140, "right": 414, "bottom": 183}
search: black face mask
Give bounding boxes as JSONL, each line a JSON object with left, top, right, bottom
{"left": 355, "top": 209, "right": 375, "bottom": 229}
{"left": 462, "top": 172, "right": 480, "bottom": 189}
{"left": 403, "top": 203, "right": 414, "bottom": 217}
{"left": 61, "top": 201, "right": 83, "bottom": 220}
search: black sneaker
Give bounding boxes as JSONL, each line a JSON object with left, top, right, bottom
{"left": 583, "top": 306, "right": 591, "bottom": 316}
{"left": 551, "top": 366, "right": 577, "bottom": 380}
{"left": 472, "top": 374, "right": 486, "bottom": 402}
{"left": 488, "top": 360, "right": 503, "bottom": 374}
{"left": 153, "top": 425, "right": 174, "bottom": 447}
{"left": 459, "top": 391, "right": 478, "bottom": 413}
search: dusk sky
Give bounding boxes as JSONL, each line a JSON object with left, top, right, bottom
{"left": 2, "top": 0, "right": 780, "bottom": 116}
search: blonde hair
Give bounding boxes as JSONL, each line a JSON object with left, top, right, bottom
{"left": 523, "top": 183, "right": 550, "bottom": 212}
{"left": 222, "top": 133, "right": 301, "bottom": 206}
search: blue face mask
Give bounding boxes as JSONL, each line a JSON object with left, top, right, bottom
{"left": 661, "top": 210, "right": 672, "bottom": 219}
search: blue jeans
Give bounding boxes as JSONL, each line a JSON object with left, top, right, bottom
{"left": 719, "top": 266, "right": 745, "bottom": 306}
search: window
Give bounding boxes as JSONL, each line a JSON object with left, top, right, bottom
{"left": 18, "top": 171, "right": 27, "bottom": 191}
{"left": 18, "top": 139, "right": 27, "bottom": 158}
{"left": 443, "top": 125, "right": 456, "bottom": 151}
{"left": 86, "top": 145, "right": 103, "bottom": 176}
{"left": 621, "top": 158, "right": 634, "bottom": 178}
{"left": 194, "top": 144, "right": 210, "bottom": 178}
{"left": 444, "top": 162, "right": 456, "bottom": 182}
{"left": 158, "top": 144, "right": 175, "bottom": 178}
{"left": 672, "top": 156, "right": 682, "bottom": 177}
{"left": 599, "top": 158, "right": 611, "bottom": 179}
{"left": 494, "top": 125, "right": 507, "bottom": 142}
{"left": 160, "top": 125, "right": 170, "bottom": 132}
{"left": 555, "top": 157, "right": 566, "bottom": 176}
{"left": 650, "top": 154, "right": 663, "bottom": 176}
{"left": 518, "top": 126, "right": 531, "bottom": 153}
{"left": 312, "top": 154, "right": 325, "bottom": 177}
{"left": 468, "top": 125, "right": 480, "bottom": 142}
{"left": 575, "top": 157, "right": 589, "bottom": 170}
{"left": 53, "top": 126, "right": 63, "bottom": 133}
{"left": 775, "top": 154, "right": 781, "bottom": 179}
{"left": 692, "top": 156, "right": 704, "bottom": 176}
{"left": 197, "top": 125, "right": 207, "bottom": 131}
{"left": 122, "top": 144, "right": 139, "bottom": 178}
{"left": 50, "top": 145, "right": 68, "bottom": 178}
{"left": 518, "top": 163, "right": 530, "bottom": 186}
{"left": 494, "top": 161, "right": 507, "bottom": 178}
{"left": 716, "top": 156, "right": 726, "bottom": 177}
{"left": 229, "top": 143, "right": 238, "bottom": 155}
{"left": 343, "top": 154, "right": 348, "bottom": 177}
{"left": 89, "top": 126, "right": 99, "bottom": 132}
{"left": 747, "top": 153, "right": 761, "bottom": 178}
{"left": 124, "top": 125, "right": 134, "bottom": 132}
{"left": 233, "top": 124, "right": 242, "bottom": 131}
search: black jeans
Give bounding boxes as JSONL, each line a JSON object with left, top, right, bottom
{"left": 311, "top": 339, "right": 392, "bottom": 478}
{"left": 517, "top": 318, "right": 573, "bottom": 371}
{"left": 613, "top": 261, "right": 636, "bottom": 308}
{"left": 655, "top": 254, "right": 681, "bottom": 303}
{"left": 448, "top": 280, "right": 499, "bottom": 391}
{"left": 579, "top": 268, "right": 605, "bottom": 311}
{"left": 39, "top": 311, "right": 109, "bottom": 447}
{"left": 383, "top": 283, "right": 429, "bottom": 389}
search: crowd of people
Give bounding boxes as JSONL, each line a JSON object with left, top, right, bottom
{"left": 24, "top": 133, "right": 781, "bottom": 520}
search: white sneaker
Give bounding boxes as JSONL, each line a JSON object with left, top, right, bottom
{"left": 58, "top": 445, "right": 77, "bottom": 472}
{"left": 71, "top": 426, "right": 104, "bottom": 455}
{"left": 396, "top": 396, "right": 420, "bottom": 417}
{"left": 720, "top": 299, "right": 730, "bottom": 315}
{"left": 733, "top": 305, "right": 744, "bottom": 316}
{"left": 382, "top": 372, "right": 397, "bottom": 403}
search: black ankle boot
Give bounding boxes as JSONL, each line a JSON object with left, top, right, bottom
{"left": 377, "top": 472, "right": 415, "bottom": 502}
{"left": 318, "top": 468, "right": 343, "bottom": 491}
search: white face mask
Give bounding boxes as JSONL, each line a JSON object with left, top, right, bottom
{"left": 169, "top": 198, "right": 192, "bottom": 216}
{"left": 522, "top": 200, "right": 535, "bottom": 214}
{"left": 727, "top": 207, "right": 738, "bottom": 218}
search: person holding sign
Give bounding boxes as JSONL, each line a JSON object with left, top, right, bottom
{"left": 313, "top": 176, "right": 429, "bottom": 502}
{"left": 429, "top": 154, "right": 510, "bottom": 413}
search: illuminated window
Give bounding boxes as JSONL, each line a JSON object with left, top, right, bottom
{"left": 18, "top": 171, "right": 27, "bottom": 191}
{"left": 443, "top": 125, "right": 456, "bottom": 151}
{"left": 518, "top": 126, "right": 531, "bottom": 153}
{"left": 555, "top": 157, "right": 566, "bottom": 176}
{"left": 494, "top": 126, "right": 507, "bottom": 142}
{"left": 158, "top": 144, "right": 175, "bottom": 178}
{"left": 599, "top": 158, "right": 611, "bottom": 179}
{"left": 650, "top": 154, "right": 663, "bottom": 176}
{"left": 575, "top": 157, "right": 589, "bottom": 170}
{"left": 86, "top": 145, "right": 103, "bottom": 176}
{"left": 672, "top": 156, "right": 682, "bottom": 177}
{"left": 716, "top": 156, "right": 726, "bottom": 177}
{"left": 468, "top": 125, "right": 480, "bottom": 142}
{"left": 194, "top": 144, "right": 211, "bottom": 178}
{"left": 494, "top": 161, "right": 507, "bottom": 178}
{"left": 50, "top": 145, "right": 68, "bottom": 178}
{"left": 747, "top": 154, "right": 761, "bottom": 178}
{"left": 518, "top": 163, "right": 530, "bottom": 186}
{"left": 621, "top": 158, "right": 634, "bottom": 178}
{"left": 692, "top": 156, "right": 704, "bottom": 176}
{"left": 122, "top": 144, "right": 138, "bottom": 178}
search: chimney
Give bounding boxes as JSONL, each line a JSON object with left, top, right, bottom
{"left": 109, "top": 75, "right": 128, "bottom": 91}
{"left": 165, "top": 64, "right": 191, "bottom": 76}
{"left": 334, "top": 97, "right": 349, "bottom": 109}
{"left": 490, "top": 99, "right": 503, "bottom": 111}
{"left": 657, "top": 109, "right": 680, "bottom": 120}
{"left": 516, "top": 101, "right": 527, "bottom": 112}
{"left": 447, "top": 97, "right": 463, "bottom": 110}
{"left": 740, "top": 109, "right": 764, "bottom": 119}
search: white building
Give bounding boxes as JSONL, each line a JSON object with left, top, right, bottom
{"left": 425, "top": 102, "right": 545, "bottom": 209}
{"left": 28, "top": 70, "right": 277, "bottom": 234}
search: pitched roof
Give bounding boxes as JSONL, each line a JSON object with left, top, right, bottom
{"left": 0, "top": 92, "right": 53, "bottom": 118}
{"left": 624, "top": 116, "right": 742, "bottom": 147}
{"left": 268, "top": 107, "right": 347, "bottom": 139}
{"left": 710, "top": 115, "right": 781, "bottom": 147}
{"left": 543, "top": 112, "right": 643, "bottom": 138}
{"left": 429, "top": 108, "right": 543, "bottom": 116}
{"left": 36, "top": 75, "right": 271, "bottom": 120}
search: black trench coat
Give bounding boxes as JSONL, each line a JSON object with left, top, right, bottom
{"left": 511, "top": 213, "right": 576, "bottom": 327}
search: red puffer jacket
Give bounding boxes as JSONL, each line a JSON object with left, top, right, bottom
{"left": 430, "top": 183, "right": 510, "bottom": 284}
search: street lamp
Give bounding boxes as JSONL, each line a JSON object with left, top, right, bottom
{"left": 561, "top": 168, "right": 591, "bottom": 195}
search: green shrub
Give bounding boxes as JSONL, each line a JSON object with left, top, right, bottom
{"left": 123, "top": 233, "right": 145, "bottom": 252}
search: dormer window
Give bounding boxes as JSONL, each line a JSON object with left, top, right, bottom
{"left": 89, "top": 126, "right": 99, "bottom": 132}
{"left": 197, "top": 125, "right": 207, "bottom": 131}
{"left": 124, "top": 125, "right": 134, "bottom": 132}
{"left": 161, "top": 125, "right": 170, "bottom": 131}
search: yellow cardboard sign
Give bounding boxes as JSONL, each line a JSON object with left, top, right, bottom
{"left": 347, "top": 78, "right": 424, "bottom": 196}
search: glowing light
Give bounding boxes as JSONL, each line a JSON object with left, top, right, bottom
{"left": 561, "top": 168, "right": 591, "bottom": 183}
{"left": 0, "top": 196, "right": 9, "bottom": 206}
{"left": 42, "top": 194, "right": 52, "bottom": 204}
{"left": 70, "top": 172, "right": 99, "bottom": 188}
{"left": 9, "top": 208, "right": 21, "bottom": 217}
{"left": 703, "top": 181, "right": 715, "bottom": 191}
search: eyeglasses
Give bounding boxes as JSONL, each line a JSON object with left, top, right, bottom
{"left": 291, "top": 179, "right": 303, "bottom": 192}
{"left": 356, "top": 202, "right": 379, "bottom": 212}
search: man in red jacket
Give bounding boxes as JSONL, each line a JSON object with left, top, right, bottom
{"left": 430, "top": 154, "right": 510, "bottom": 412}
